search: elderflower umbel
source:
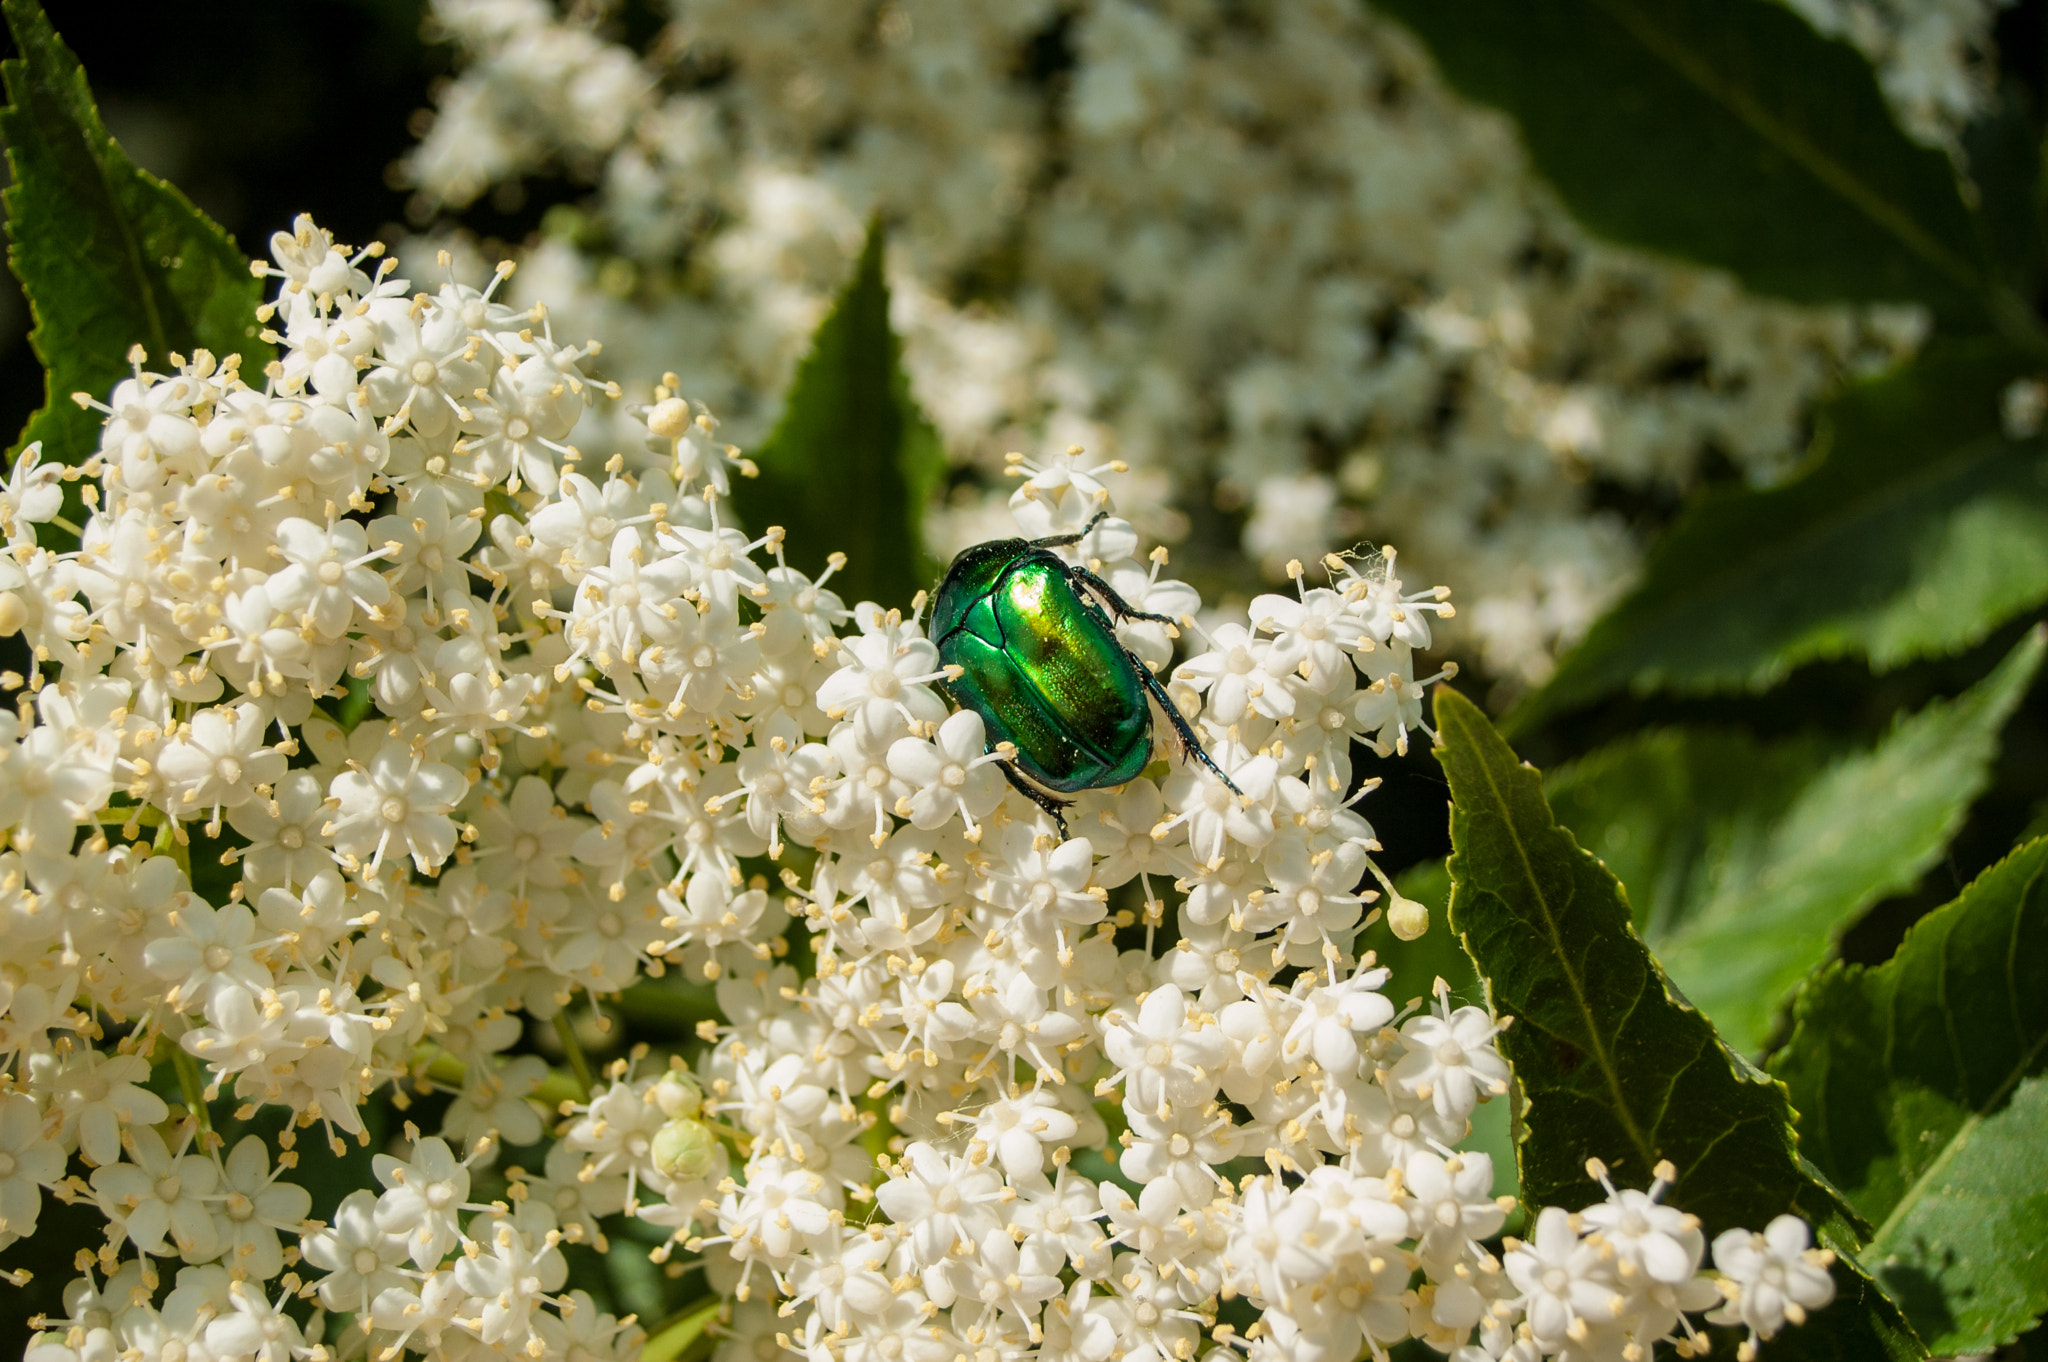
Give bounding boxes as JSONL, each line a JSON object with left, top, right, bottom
{"left": 0, "top": 216, "right": 1836, "bottom": 1362}
{"left": 398, "top": 0, "right": 1952, "bottom": 685}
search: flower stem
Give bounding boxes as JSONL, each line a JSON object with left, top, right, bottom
{"left": 152, "top": 813, "right": 190, "bottom": 876}
{"left": 552, "top": 1010, "right": 594, "bottom": 1100}
{"left": 171, "top": 1046, "right": 213, "bottom": 1143}
{"left": 410, "top": 1044, "right": 588, "bottom": 1111}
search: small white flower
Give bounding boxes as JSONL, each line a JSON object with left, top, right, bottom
{"left": 228, "top": 769, "right": 336, "bottom": 889}
{"left": 1279, "top": 965, "right": 1394, "bottom": 1076}
{"left": 442, "top": 1053, "right": 549, "bottom": 1147}
{"left": 816, "top": 605, "right": 950, "bottom": 731}
{"left": 875, "top": 1143, "right": 1005, "bottom": 1268}
{"left": 530, "top": 470, "right": 653, "bottom": 580}
{"left": 1389, "top": 988, "right": 1511, "bottom": 1122}
{"left": 1007, "top": 446, "right": 1123, "bottom": 538}
{"left": 39, "top": 1049, "right": 169, "bottom": 1167}
{"left": 213, "top": 1136, "right": 312, "bottom": 1280}
{"left": 0, "top": 442, "right": 64, "bottom": 547}
{"left": 1329, "top": 547, "right": 1453, "bottom": 651}
{"left": 1403, "top": 1149, "right": 1505, "bottom": 1263}
{"left": 303, "top": 1189, "right": 414, "bottom": 1315}
{"left": 1250, "top": 579, "right": 1375, "bottom": 690}
{"left": 1175, "top": 623, "right": 1298, "bottom": 725}
{"left": 327, "top": 741, "right": 467, "bottom": 874}
{"left": 0, "top": 1092, "right": 62, "bottom": 1245}
{"left": 719, "top": 1154, "right": 836, "bottom": 1268}
{"left": 89, "top": 1125, "right": 225, "bottom": 1261}
{"left": 1121, "top": 1102, "right": 1240, "bottom": 1209}
{"left": 1504, "top": 1205, "right": 1620, "bottom": 1352}
{"left": 1160, "top": 749, "right": 1279, "bottom": 863}
{"left": 362, "top": 294, "right": 490, "bottom": 437}
{"left": 659, "top": 518, "right": 771, "bottom": 614}
{"left": 205, "top": 1277, "right": 311, "bottom": 1362}
{"left": 1101, "top": 984, "right": 1228, "bottom": 1116}
{"left": 143, "top": 897, "right": 272, "bottom": 1013}
{"left": 369, "top": 488, "right": 482, "bottom": 606}
{"left": 450, "top": 1204, "right": 570, "bottom": 1347}
{"left": 723, "top": 730, "right": 835, "bottom": 855}
{"left": 266, "top": 516, "right": 393, "bottom": 640}
{"left": 1709, "top": 1214, "right": 1838, "bottom": 1348}
{"left": 1578, "top": 1159, "right": 1704, "bottom": 1286}
{"left": 0, "top": 710, "right": 113, "bottom": 853}
{"left": 372, "top": 1136, "right": 475, "bottom": 1267}
{"left": 887, "top": 709, "right": 1008, "bottom": 832}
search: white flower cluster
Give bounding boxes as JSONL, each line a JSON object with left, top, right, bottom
{"left": 1784, "top": 0, "right": 2013, "bottom": 145}
{"left": 0, "top": 217, "right": 1831, "bottom": 1361}
{"left": 398, "top": 0, "right": 1943, "bottom": 685}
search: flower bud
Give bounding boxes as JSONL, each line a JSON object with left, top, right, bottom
{"left": 654, "top": 1071, "right": 702, "bottom": 1120}
{"left": 651, "top": 1118, "right": 715, "bottom": 1180}
{"left": 1388, "top": 894, "right": 1430, "bottom": 941}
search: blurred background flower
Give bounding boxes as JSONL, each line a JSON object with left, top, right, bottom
{"left": 390, "top": 0, "right": 1969, "bottom": 690}
{"left": 1, "top": 0, "right": 2013, "bottom": 693}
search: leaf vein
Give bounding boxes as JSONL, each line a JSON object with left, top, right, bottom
{"left": 1593, "top": 0, "right": 1981, "bottom": 293}
{"left": 1466, "top": 734, "right": 1654, "bottom": 1171}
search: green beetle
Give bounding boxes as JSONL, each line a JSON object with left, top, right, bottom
{"left": 930, "top": 512, "right": 1240, "bottom": 833}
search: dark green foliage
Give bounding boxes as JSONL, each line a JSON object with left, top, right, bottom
{"left": 1773, "top": 839, "right": 2048, "bottom": 1355}
{"left": 1384, "top": 1, "right": 2048, "bottom": 1341}
{"left": 1374, "top": 0, "right": 1999, "bottom": 325}
{"left": 1543, "top": 632, "right": 2042, "bottom": 1052}
{"left": 728, "top": 220, "right": 943, "bottom": 610}
{"left": 1432, "top": 686, "right": 1926, "bottom": 1361}
{"left": 1545, "top": 728, "right": 1833, "bottom": 943}
{"left": 0, "top": 0, "right": 264, "bottom": 465}
{"left": 1511, "top": 338, "right": 2048, "bottom": 729}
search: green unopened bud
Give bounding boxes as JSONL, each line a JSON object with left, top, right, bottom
{"left": 651, "top": 1118, "right": 715, "bottom": 1181}
{"left": 654, "top": 1070, "right": 702, "bottom": 1120}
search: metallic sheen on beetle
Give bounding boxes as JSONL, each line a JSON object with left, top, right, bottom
{"left": 929, "top": 514, "right": 1239, "bottom": 831}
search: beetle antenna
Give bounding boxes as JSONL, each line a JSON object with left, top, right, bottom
{"left": 1129, "top": 652, "right": 1244, "bottom": 797}
{"left": 1025, "top": 509, "right": 1112, "bottom": 550}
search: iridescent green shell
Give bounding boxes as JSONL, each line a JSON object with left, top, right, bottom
{"left": 930, "top": 540, "right": 1151, "bottom": 794}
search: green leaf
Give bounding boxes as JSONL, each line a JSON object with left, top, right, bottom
{"left": 1546, "top": 729, "right": 1834, "bottom": 944}
{"left": 1511, "top": 337, "right": 2048, "bottom": 731}
{"left": 1955, "top": 85, "right": 2044, "bottom": 305}
{"left": 728, "top": 220, "right": 943, "bottom": 610}
{"left": 1773, "top": 839, "right": 2048, "bottom": 1354}
{"left": 0, "top": 0, "right": 264, "bottom": 465}
{"left": 1545, "top": 630, "right": 2044, "bottom": 1054}
{"left": 1373, "top": 0, "right": 2005, "bottom": 328}
{"left": 1432, "top": 686, "right": 1926, "bottom": 1362}
{"left": 642, "top": 1297, "right": 724, "bottom": 1362}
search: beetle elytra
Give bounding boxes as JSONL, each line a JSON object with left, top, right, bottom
{"left": 929, "top": 512, "right": 1240, "bottom": 835}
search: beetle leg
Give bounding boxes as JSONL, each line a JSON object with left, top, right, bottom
{"left": 1066, "top": 565, "right": 1180, "bottom": 628}
{"left": 997, "top": 759, "right": 1072, "bottom": 838}
{"left": 1024, "top": 509, "right": 1111, "bottom": 550}
{"left": 1133, "top": 656, "right": 1245, "bottom": 797}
